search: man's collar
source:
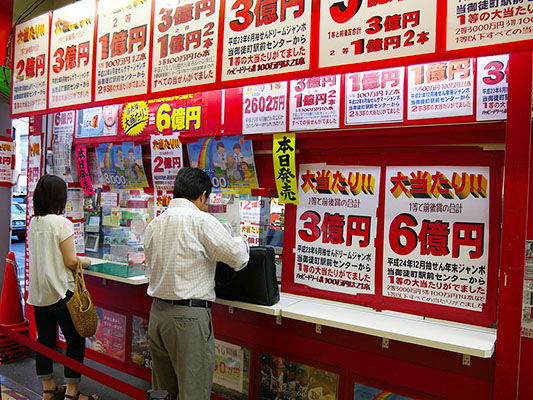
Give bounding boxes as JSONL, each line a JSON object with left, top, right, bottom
{"left": 168, "top": 198, "right": 199, "bottom": 210}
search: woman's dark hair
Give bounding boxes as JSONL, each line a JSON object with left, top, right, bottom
{"left": 33, "top": 175, "right": 68, "bottom": 216}
{"left": 173, "top": 167, "right": 212, "bottom": 200}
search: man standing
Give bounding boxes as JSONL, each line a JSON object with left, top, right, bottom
{"left": 144, "top": 167, "right": 249, "bottom": 400}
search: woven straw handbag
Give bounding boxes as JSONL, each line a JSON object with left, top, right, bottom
{"left": 66, "top": 259, "right": 98, "bottom": 338}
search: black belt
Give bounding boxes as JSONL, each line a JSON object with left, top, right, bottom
{"left": 156, "top": 298, "right": 212, "bottom": 308}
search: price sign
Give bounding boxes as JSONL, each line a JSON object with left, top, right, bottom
{"left": 242, "top": 82, "right": 287, "bottom": 134}
{"left": 476, "top": 54, "right": 509, "bottom": 121}
{"left": 150, "top": 133, "right": 183, "bottom": 192}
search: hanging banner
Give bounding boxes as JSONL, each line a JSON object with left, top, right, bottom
{"left": 242, "top": 82, "right": 287, "bottom": 134}
{"left": 476, "top": 54, "right": 508, "bottom": 121}
{"left": 383, "top": 166, "right": 490, "bottom": 311}
{"left": 345, "top": 67, "right": 404, "bottom": 125}
{"left": 0, "top": 139, "right": 14, "bottom": 187}
{"left": 12, "top": 13, "right": 50, "bottom": 115}
{"left": 95, "top": 0, "right": 152, "bottom": 102}
{"left": 214, "top": 340, "right": 244, "bottom": 394}
{"left": 221, "top": 0, "right": 311, "bottom": 82}
{"left": 95, "top": 142, "right": 149, "bottom": 189}
{"left": 447, "top": 0, "right": 533, "bottom": 51}
{"left": 407, "top": 59, "right": 474, "bottom": 120}
{"left": 187, "top": 136, "right": 259, "bottom": 194}
{"left": 76, "top": 104, "right": 121, "bottom": 139}
{"left": 75, "top": 145, "right": 95, "bottom": 195}
{"left": 294, "top": 163, "right": 380, "bottom": 296}
{"left": 150, "top": 133, "right": 183, "bottom": 192}
{"left": 289, "top": 75, "right": 341, "bottom": 131}
{"left": 52, "top": 111, "right": 76, "bottom": 182}
{"left": 151, "top": 0, "right": 219, "bottom": 92}
{"left": 273, "top": 133, "right": 298, "bottom": 205}
{"left": 48, "top": 0, "right": 95, "bottom": 109}
{"left": 319, "top": 0, "right": 437, "bottom": 68}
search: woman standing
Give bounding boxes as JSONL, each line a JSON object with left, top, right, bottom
{"left": 27, "top": 175, "right": 97, "bottom": 400}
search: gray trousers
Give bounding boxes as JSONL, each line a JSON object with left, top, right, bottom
{"left": 148, "top": 299, "right": 215, "bottom": 400}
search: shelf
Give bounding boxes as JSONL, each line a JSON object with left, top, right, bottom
{"left": 215, "top": 294, "right": 300, "bottom": 316}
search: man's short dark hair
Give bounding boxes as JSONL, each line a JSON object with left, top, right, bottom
{"left": 216, "top": 142, "right": 225, "bottom": 149}
{"left": 233, "top": 143, "right": 241, "bottom": 150}
{"left": 173, "top": 167, "right": 212, "bottom": 200}
{"left": 33, "top": 175, "right": 67, "bottom": 216}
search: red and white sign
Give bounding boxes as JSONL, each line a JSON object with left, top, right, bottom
{"left": 476, "top": 54, "right": 508, "bottom": 122}
{"left": 151, "top": 0, "right": 219, "bottom": 92}
{"left": 12, "top": 14, "right": 50, "bottom": 115}
{"left": 289, "top": 75, "right": 341, "bottom": 131}
{"left": 242, "top": 82, "right": 287, "bottom": 134}
{"left": 52, "top": 111, "right": 76, "bottom": 182}
{"left": 383, "top": 166, "right": 490, "bottom": 311}
{"left": 49, "top": 0, "right": 95, "bottom": 109}
{"left": 407, "top": 59, "right": 474, "bottom": 120}
{"left": 345, "top": 67, "right": 404, "bottom": 125}
{"left": 239, "top": 199, "right": 261, "bottom": 246}
{"left": 319, "top": 0, "right": 437, "bottom": 68}
{"left": 0, "top": 139, "right": 14, "bottom": 186}
{"left": 221, "top": 0, "right": 311, "bottom": 81}
{"left": 95, "top": 0, "right": 152, "bottom": 101}
{"left": 150, "top": 133, "right": 183, "bottom": 192}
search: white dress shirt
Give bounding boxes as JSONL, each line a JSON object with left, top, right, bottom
{"left": 145, "top": 198, "right": 249, "bottom": 302}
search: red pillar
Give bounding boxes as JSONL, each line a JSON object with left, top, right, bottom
{"left": 494, "top": 51, "right": 532, "bottom": 399}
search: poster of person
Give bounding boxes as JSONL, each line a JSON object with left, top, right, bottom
{"left": 187, "top": 136, "right": 259, "bottom": 194}
{"left": 131, "top": 314, "right": 151, "bottom": 369}
{"left": 96, "top": 142, "right": 149, "bottom": 189}
{"left": 258, "top": 353, "right": 339, "bottom": 400}
{"left": 85, "top": 307, "right": 126, "bottom": 362}
{"left": 353, "top": 382, "right": 414, "bottom": 400}
{"left": 76, "top": 104, "right": 120, "bottom": 138}
{"left": 522, "top": 240, "right": 533, "bottom": 338}
{"left": 52, "top": 111, "right": 76, "bottom": 182}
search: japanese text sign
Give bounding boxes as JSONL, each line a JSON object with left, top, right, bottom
{"left": 95, "top": 0, "right": 152, "bottom": 101}
{"left": 151, "top": 0, "right": 220, "bottom": 92}
{"left": 239, "top": 198, "right": 261, "bottom": 246}
{"left": 49, "top": 0, "right": 95, "bottom": 109}
{"left": 150, "top": 133, "right": 183, "bottom": 192}
{"left": 95, "top": 142, "right": 149, "bottom": 189}
{"left": 447, "top": 0, "right": 533, "bottom": 51}
{"left": 73, "top": 221, "right": 85, "bottom": 255}
{"left": 221, "top": 0, "right": 311, "bottom": 81}
{"left": 12, "top": 13, "right": 50, "bottom": 115}
{"left": 383, "top": 166, "right": 491, "bottom": 311}
{"left": 319, "top": 0, "right": 436, "bottom": 68}
{"left": 273, "top": 133, "right": 298, "bottom": 204}
{"left": 0, "top": 140, "right": 14, "bottom": 186}
{"left": 89, "top": 307, "right": 127, "bottom": 362}
{"left": 52, "top": 111, "right": 76, "bottom": 182}
{"left": 214, "top": 340, "right": 244, "bottom": 393}
{"left": 345, "top": 67, "right": 404, "bottom": 125}
{"left": 289, "top": 75, "right": 341, "bottom": 131}
{"left": 295, "top": 163, "right": 380, "bottom": 296}
{"left": 407, "top": 59, "right": 474, "bottom": 120}
{"left": 242, "top": 82, "right": 287, "bottom": 134}
{"left": 476, "top": 54, "right": 508, "bottom": 121}
{"left": 75, "top": 145, "right": 95, "bottom": 195}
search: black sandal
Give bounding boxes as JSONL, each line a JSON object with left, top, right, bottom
{"left": 42, "top": 385, "right": 65, "bottom": 400}
{"left": 64, "top": 392, "right": 97, "bottom": 400}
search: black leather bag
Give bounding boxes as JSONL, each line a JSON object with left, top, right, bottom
{"left": 215, "top": 246, "right": 280, "bottom": 306}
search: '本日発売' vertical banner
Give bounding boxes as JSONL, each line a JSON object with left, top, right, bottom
{"left": 294, "top": 164, "right": 380, "bottom": 296}
{"left": 345, "top": 67, "right": 404, "bottom": 125}
{"left": 151, "top": 0, "right": 220, "bottom": 92}
{"left": 243, "top": 82, "right": 287, "bottom": 134}
{"left": 273, "top": 133, "right": 298, "bottom": 204}
{"left": 289, "top": 75, "right": 341, "bottom": 131}
{"left": 319, "top": 0, "right": 436, "bottom": 68}
{"left": 221, "top": 0, "right": 311, "bottom": 81}
{"left": 95, "top": 0, "right": 152, "bottom": 101}
{"left": 383, "top": 166, "right": 491, "bottom": 311}
{"left": 407, "top": 59, "right": 474, "bottom": 120}
{"left": 476, "top": 54, "right": 509, "bottom": 121}
{"left": 12, "top": 14, "right": 50, "bottom": 115}
{"left": 49, "top": 0, "right": 95, "bottom": 109}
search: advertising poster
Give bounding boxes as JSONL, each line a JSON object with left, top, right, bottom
{"left": 294, "top": 163, "right": 380, "bottom": 296}
{"left": 214, "top": 340, "right": 244, "bottom": 393}
{"left": 221, "top": 0, "right": 311, "bottom": 81}
{"left": 76, "top": 104, "right": 121, "bottom": 138}
{"left": 12, "top": 13, "right": 49, "bottom": 115}
{"left": 522, "top": 240, "right": 533, "bottom": 338}
{"left": 187, "top": 136, "right": 258, "bottom": 194}
{"left": 154, "top": 191, "right": 172, "bottom": 216}
{"left": 95, "top": 142, "right": 149, "bottom": 189}
{"left": 131, "top": 314, "right": 151, "bottom": 369}
{"left": 239, "top": 199, "right": 261, "bottom": 246}
{"left": 49, "top": 0, "right": 95, "bottom": 109}
{"left": 447, "top": 0, "right": 533, "bottom": 51}
{"left": 87, "top": 148, "right": 105, "bottom": 189}
{"left": 52, "top": 111, "right": 75, "bottom": 182}
{"left": 476, "top": 54, "right": 509, "bottom": 121}
{"left": 354, "top": 383, "right": 414, "bottom": 400}
{"left": 66, "top": 188, "right": 84, "bottom": 220}
{"left": 345, "top": 67, "right": 404, "bottom": 125}
{"left": 95, "top": 0, "right": 152, "bottom": 101}
{"left": 73, "top": 221, "right": 85, "bottom": 254}
{"left": 319, "top": 0, "right": 437, "bottom": 68}
{"left": 150, "top": 133, "right": 183, "bottom": 192}
{"left": 289, "top": 75, "right": 341, "bottom": 131}
{"left": 383, "top": 166, "right": 491, "bottom": 311}
{"left": 258, "top": 353, "right": 338, "bottom": 400}
{"left": 86, "top": 307, "right": 126, "bottom": 362}
{"left": 407, "top": 59, "right": 474, "bottom": 120}
{"left": 151, "top": 0, "right": 219, "bottom": 92}
{"left": 242, "top": 82, "right": 287, "bottom": 134}
{"left": 0, "top": 140, "right": 14, "bottom": 186}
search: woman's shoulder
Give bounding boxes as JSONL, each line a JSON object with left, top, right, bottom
{"left": 36, "top": 214, "right": 72, "bottom": 226}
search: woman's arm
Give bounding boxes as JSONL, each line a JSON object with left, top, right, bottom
{"left": 60, "top": 235, "right": 91, "bottom": 270}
